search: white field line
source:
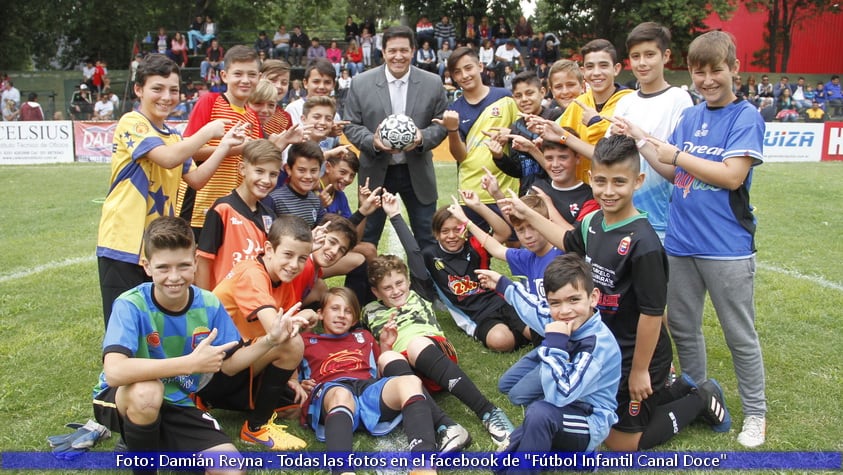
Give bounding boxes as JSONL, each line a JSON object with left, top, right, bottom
{"left": 0, "top": 255, "right": 95, "bottom": 284}
{"left": 757, "top": 262, "right": 843, "bottom": 292}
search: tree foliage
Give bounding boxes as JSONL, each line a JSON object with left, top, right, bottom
{"left": 533, "top": 0, "right": 734, "bottom": 66}
{"left": 748, "top": 0, "right": 841, "bottom": 72}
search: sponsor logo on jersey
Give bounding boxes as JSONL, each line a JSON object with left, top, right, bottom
{"left": 569, "top": 202, "right": 580, "bottom": 217}
{"left": 617, "top": 236, "right": 631, "bottom": 255}
{"left": 354, "top": 332, "right": 365, "bottom": 343}
{"left": 230, "top": 217, "right": 244, "bottom": 225}
{"left": 693, "top": 122, "right": 709, "bottom": 138}
{"left": 447, "top": 275, "right": 482, "bottom": 297}
{"left": 147, "top": 331, "right": 161, "bottom": 347}
{"left": 491, "top": 106, "right": 501, "bottom": 117}
{"left": 192, "top": 326, "right": 212, "bottom": 349}
{"left": 262, "top": 216, "right": 273, "bottom": 233}
{"left": 134, "top": 122, "right": 149, "bottom": 136}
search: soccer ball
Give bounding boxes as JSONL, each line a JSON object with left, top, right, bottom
{"left": 378, "top": 114, "right": 418, "bottom": 151}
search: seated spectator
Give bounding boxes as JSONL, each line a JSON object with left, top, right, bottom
{"left": 70, "top": 84, "right": 93, "bottom": 120}
{"left": 478, "top": 16, "right": 492, "bottom": 43}
{"left": 495, "top": 40, "right": 521, "bottom": 73}
{"left": 289, "top": 25, "right": 309, "bottom": 67}
{"left": 345, "top": 40, "right": 364, "bottom": 77}
{"left": 434, "top": 15, "right": 456, "bottom": 50}
{"left": 773, "top": 76, "right": 792, "bottom": 99}
{"left": 186, "top": 15, "right": 204, "bottom": 51}
{"left": 273, "top": 24, "right": 291, "bottom": 60}
{"left": 3, "top": 98, "right": 19, "bottom": 121}
{"left": 19, "top": 92, "right": 44, "bottom": 121}
{"left": 791, "top": 77, "right": 811, "bottom": 111}
{"left": 155, "top": 27, "right": 169, "bottom": 55}
{"left": 169, "top": 32, "right": 188, "bottom": 67}
{"left": 815, "top": 82, "right": 827, "bottom": 110}
{"left": 307, "top": 37, "right": 326, "bottom": 61}
{"left": 464, "top": 15, "right": 480, "bottom": 47}
{"left": 746, "top": 76, "right": 758, "bottom": 105}
{"left": 758, "top": 97, "right": 776, "bottom": 122}
{"left": 437, "top": 41, "right": 452, "bottom": 77}
{"left": 825, "top": 75, "right": 842, "bottom": 117}
{"left": 188, "top": 15, "right": 216, "bottom": 55}
{"left": 416, "top": 41, "right": 437, "bottom": 74}
{"left": 805, "top": 101, "right": 826, "bottom": 122}
{"left": 326, "top": 41, "right": 343, "bottom": 77}
{"left": 93, "top": 92, "right": 114, "bottom": 120}
{"left": 344, "top": 16, "right": 360, "bottom": 43}
{"left": 733, "top": 75, "right": 749, "bottom": 101}
{"left": 775, "top": 88, "right": 798, "bottom": 122}
{"left": 415, "top": 16, "right": 434, "bottom": 49}
{"left": 514, "top": 15, "right": 533, "bottom": 50}
{"left": 284, "top": 79, "right": 306, "bottom": 106}
{"left": 254, "top": 31, "right": 273, "bottom": 59}
{"left": 756, "top": 75, "right": 774, "bottom": 100}
{"left": 479, "top": 39, "right": 496, "bottom": 69}
{"left": 200, "top": 39, "right": 225, "bottom": 83}
{"left": 541, "top": 38, "right": 559, "bottom": 66}
{"left": 492, "top": 16, "right": 512, "bottom": 46}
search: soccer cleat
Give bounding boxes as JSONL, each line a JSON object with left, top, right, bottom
{"left": 436, "top": 424, "right": 472, "bottom": 452}
{"left": 737, "top": 415, "right": 766, "bottom": 448}
{"left": 482, "top": 407, "right": 515, "bottom": 449}
{"left": 697, "top": 379, "right": 732, "bottom": 432}
{"left": 240, "top": 414, "right": 307, "bottom": 450}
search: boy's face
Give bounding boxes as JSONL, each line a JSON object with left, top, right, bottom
{"left": 134, "top": 73, "right": 180, "bottom": 125}
{"left": 263, "top": 236, "right": 311, "bottom": 283}
{"left": 319, "top": 294, "right": 356, "bottom": 335}
{"left": 451, "top": 55, "right": 484, "bottom": 92}
{"left": 543, "top": 146, "right": 579, "bottom": 187}
{"left": 264, "top": 72, "right": 290, "bottom": 100}
{"left": 250, "top": 101, "right": 275, "bottom": 125}
{"left": 548, "top": 71, "right": 584, "bottom": 108}
{"left": 581, "top": 50, "right": 621, "bottom": 97}
{"left": 372, "top": 270, "right": 411, "bottom": 308}
{"left": 547, "top": 282, "right": 599, "bottom": 333}
{"left": 239, "top": 160, "right": 281, "bottom": 200}
{"left": 689, "top": 60, "right": 738, "bottom": 108}
{"left": 588, "top": 161, "right": 643, "bottom": 217}
{"left": 142, "top": 247, "right": 195, "bottom": 309}
{"left": 312, "top": 230, "right": 352, "bottom": 268}
{"left": 221, "top": 60, "right": 261, "bottom": 103}
{"left": 436, "top": 216, "right": 467, "bottom": 253}
{"left": 512, "top": 81, "right": 544, "bottom": 115}
{"left": 628, "top": 41, "right": 669, "bottom": 88}
{"left": 514, "top": 221, "right": 550, "bottom": 255}
{"left": 304, "top": 71, "right": 335, "bottom": 97}
{"left": 285, "top": 156, "right": 321, "bottom": 194}
{"left": 323, "top": 160, "right": 356, "bottom": 192}
{"left": 302, "top": 105, "right": 334, "bottom": 140}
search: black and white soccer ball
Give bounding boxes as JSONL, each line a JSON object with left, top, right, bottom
{"left": 378, "top": 114, "right": 418, "bottom": 151}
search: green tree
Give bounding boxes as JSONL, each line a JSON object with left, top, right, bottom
{"left": 749, "top": 0, "right": 841, "bottom": 72}
{"left": 533, "top": 0, "right": 734, "bottom": 66}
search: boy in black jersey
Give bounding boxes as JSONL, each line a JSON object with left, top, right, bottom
{"left": 500, "top": 134, "right": 731, "bottom": 450}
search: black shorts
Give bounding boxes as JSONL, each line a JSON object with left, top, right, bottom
{"left": 98, "top": 256, "right": 149, "bottom": 325}
{"left": 474, "top": 304, "right": 530, "bottom": 348}
{"left": 196, "top": 366, "right": 296, "bottom": 411}
{"left": 93, "top": 387, "right": 230, "bottom": 451}
{"left": 613, "top": 378, "right": 672, "bottom": 433}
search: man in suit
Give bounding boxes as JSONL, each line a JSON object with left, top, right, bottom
{"left": 344, "top": 25, "right": 448, "bottom": 249}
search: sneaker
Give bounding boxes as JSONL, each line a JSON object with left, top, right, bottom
{"left": 240, "top": 414, "right": 307, "bottom": 450}
{"left": 482, "top": 407, "right": 515, "bottom": 449}
{"left": 737, "top": 415, "right": 766, "bottom": 448}
{"left": 697, "top": 379, "right": 732, "bottom": 432}
{"left": 436, "top": 424, "right": 472, "bottom": 452}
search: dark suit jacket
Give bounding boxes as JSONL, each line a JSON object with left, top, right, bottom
{"left": 343, "top": 65, "right": 448, "bottom": 204}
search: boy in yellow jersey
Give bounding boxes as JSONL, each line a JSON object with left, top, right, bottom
{"left": 96, "top": 54, "right": 248, "bottom": 328}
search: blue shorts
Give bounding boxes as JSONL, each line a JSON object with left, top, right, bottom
{"left": 307, "top": 377, "right": 401, "bottom": 442}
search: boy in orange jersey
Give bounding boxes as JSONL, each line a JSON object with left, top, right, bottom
{"left": 177, "top": 45, "right": 263, "bottom": 239}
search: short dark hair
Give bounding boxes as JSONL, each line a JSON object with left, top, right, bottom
{"left": 326, "top": 149, "right": 360, "bottom": 173}
{"left": 447, "top": 46, "right": 479, "bottom": 74}
{"left": 135, "top": 54, "right": 180, "bottom": 86}
{"left": 626, "top": 22, "right": 671, "bottom": 52}
{"left": 592, "top": 134, "right": 640, "bottom": 173}
{"left": 543, "top": 254, "right": 594, "bottom": 295}
{"left": 511, "top": 71, "right": 542, "bottom": 91}
{"left": 143, "top": 216, "right": 194, "bottom": 259}
{"left": 431, "top": 205, "right": 458, "bottom": 235}
{"left": 581, "top": 39, "right": 619, "bottom": 65}
{"left": 304, "top": 58, "right": 336, "bottom": 84}
{"left": 318, "top": 213, "right": 358, "bottom": 250}
{"left": 287, "top": 140, "right": 325, "bottom": 167}
{"left": 383, "top": 25, "right": 416, "bottom": 50}
{"left": 267, "top": 214, "right": 312, "bottom": 249}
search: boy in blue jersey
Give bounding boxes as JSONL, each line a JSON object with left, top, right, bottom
{"left": 500, "top": 135, "right": 732, "bottom": 450}
{"left": 476, "top": 254, "right": 621, "bottom": 457}
{"left": 620, "top": 30, "right": 768, "bottom": 448}
{"left": 92, "top": 216, "right": 310, "bottom": 459}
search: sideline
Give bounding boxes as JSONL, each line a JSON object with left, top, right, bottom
{"left": 757, "top": 262, "right": 843, "bottom": 292}
{"left": 0, "top": 255, "right": 96, "bottom": 284}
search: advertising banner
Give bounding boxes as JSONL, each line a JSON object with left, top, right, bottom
{"left": 0, "top": 121, "right": 74, "bottom": 164}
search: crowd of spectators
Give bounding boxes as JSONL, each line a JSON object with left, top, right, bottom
{"left": 735, "top": 73, "right": 842, "bottom": 122}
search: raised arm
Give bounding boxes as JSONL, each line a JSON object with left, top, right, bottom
{"left": 182, "top": 121, "right": 250, "bottom": 189}
{"left": 446, "top": 196, "right": 507, "bottom": 260}
{"left": 499, "top": 189, "right": 567, "bottom": 251}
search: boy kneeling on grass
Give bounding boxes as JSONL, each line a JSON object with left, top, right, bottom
{"left": 93, "top": 217, "right": 310, "bottom": 468}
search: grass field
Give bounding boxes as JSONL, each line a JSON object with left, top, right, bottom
{"left": 0, "top": 161, "right": 842, "bottom": 474}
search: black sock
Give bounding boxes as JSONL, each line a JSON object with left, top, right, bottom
{"left": 248, "top": 365, "right": 294, "bottom": 431}
{"left": 401, "top": 394, "right": 436, "bottom": 452}
{"left": 382, "top": 359, "right": 454, "bottom": 428}
{"left": 344, "top": 262, "right": 375, "bottom": 306}
{"left": 325, "top": 406, "right": 354, "bottom": 455}
{"left": 414, "top": 344, "right": 494, "bottom": 418}
{"left": 638, "top": 393, "right": 703, "bottom": 449}
{"left": 122, "top": 414, "right": 160, "bottom": 474}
